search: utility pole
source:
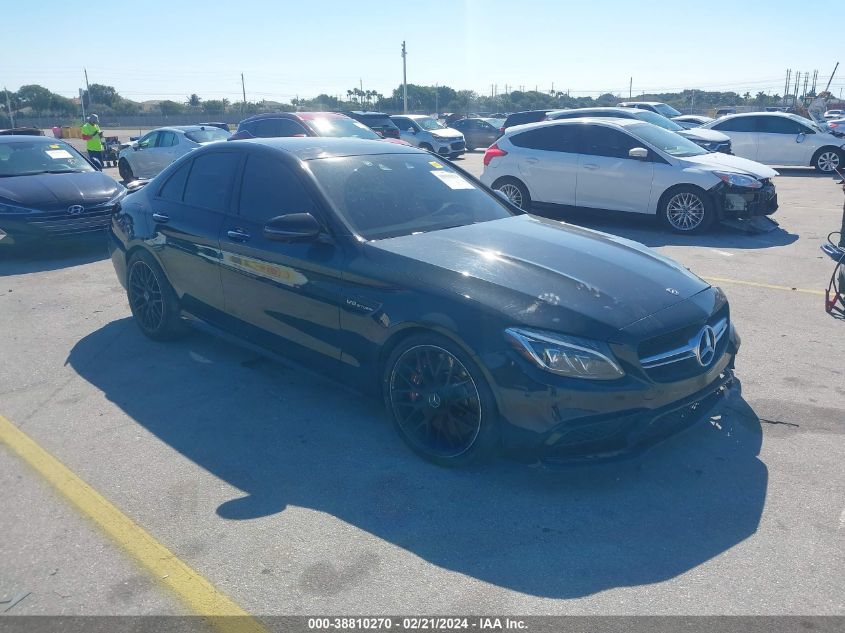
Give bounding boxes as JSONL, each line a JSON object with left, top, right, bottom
{"left": 83, "top": 67, "right": 91, "bottom": 113}
{"left": 401, "top": 41, "right": 408, "bottom": 113}
{"left": 241, "top": 73, "right": 247, "bottom": 111}
{"left": 79, "top": 88, "right": 85, "bottom": 120}
{"left": 823, "top": 61, "right": 839, "bottom": 94}
{"left": 803, "top": 73, "right": 809, "bottom": 100}
{"left": 629, "top": 77, "right": 632, "bottom": 99}
{"left": 793, "top": 71, "right": 801, "bottom": 102}
{"left": 435, "top": 83, "right": 438, "bottom": 116}
{"left": 551, "top": 81, "right": 554, "bottom": 95}
{"left": 4, "top": 87, "right": 14, "bottom": 128}
{"left": 784, "top": 69, "right": 791, "bottom": 105}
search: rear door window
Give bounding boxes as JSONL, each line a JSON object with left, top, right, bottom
{"left": 712, "top": 117, "right": 758, "bottom": 132}
{"left": 183, "top": 152, "right": 242, "bottom": 212}
{"left": 251, "top": 118, "right": 309, "bottom": 138}
{"left": 510, "top": 125, "right": 580, "bottom": 153}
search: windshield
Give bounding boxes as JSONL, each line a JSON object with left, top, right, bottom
{"left": 0, "top": 139, "right": 95, "bottom": 177}
{"left": 483, "top": 118, "right": 505, "bottom": 128}
{"left": 308, "top": 153, "right": 514, "bottom": 240}
{"left": 631, "top": 110, "right": 684, "bottom": 131}
{"left": 653, "top": 103, "right": 682, "bottom": 118}
{"left": 416, "top": 117, "right": 446, "bottom": 131}
{"left": 627, "top": 122, "right": 708, "bottom": 157}
{"left": 185, "top": 128, "right": 231, "bottom": 143}
{"left": 306, "top": 117, "right": 380, "bottom": 139}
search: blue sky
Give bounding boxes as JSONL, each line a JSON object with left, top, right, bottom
{"left": 4, "top": 0, "right": 842, "bottom": 102}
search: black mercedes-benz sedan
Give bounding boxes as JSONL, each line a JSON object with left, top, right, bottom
{"left": 108, "top": 137, "right": 740, "bottom": 466}
{"left": 0, "top": 135, "right": 125, "bottom": 249}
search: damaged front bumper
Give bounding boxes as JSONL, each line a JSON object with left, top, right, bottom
{"left": 710, "top": 179, "right": 778, "bottom": 219}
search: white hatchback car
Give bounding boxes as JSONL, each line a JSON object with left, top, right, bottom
{"left": 701, "top": 112, "right": 845, "bottom": 173}
{"left": 117, "top": 125, "right": 230, "bottom": 182}
{"left": 390, "top": 114, "right": 466, "bottom": 157}
{"left": 480, "top": 118, "right": 778, "bottom": 233}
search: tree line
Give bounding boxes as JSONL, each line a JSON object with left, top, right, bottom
{"left": 1, "top": 81, "right": 795, "bottom": 126}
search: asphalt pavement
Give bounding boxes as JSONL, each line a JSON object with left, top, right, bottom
{"left": 0, "top": 153, "right": 843, "bottom": 619}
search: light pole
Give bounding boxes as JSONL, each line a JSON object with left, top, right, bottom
{"left": 402, "top": 41, "right": 408, "bottom": 113}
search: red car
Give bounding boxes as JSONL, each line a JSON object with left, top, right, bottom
{"left": 230, "top": 111, "right": 409, "bottom": 145}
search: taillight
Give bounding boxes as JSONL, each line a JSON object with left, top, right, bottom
{"left": 483, "top": 143, "right": 507, "bottom": 167}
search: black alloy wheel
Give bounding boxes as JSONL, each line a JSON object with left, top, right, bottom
{"left": 385, "top": 336, "right": 499, "bottom": 466}
{"left": 127, "top": 252, "right": 184, "bottom": 340}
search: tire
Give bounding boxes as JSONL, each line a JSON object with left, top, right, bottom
{"left": 118, "top": 158, "right": 135, "bottom": 183}
{"left": 419, "top": 143, "right": 434, "bottom": 152}
{"left": 126, "top": 250, "right": 185, "bottom": 341}
{"left": 812, "top": 147, "right": 843, "bottom": 173}
{"left": 492, "top": 177, "right": 531, "bottom": 211}
{"left": 382, "top": 333, "right": 500, "bottom": 467}
{"left": 659, "top": 186, "right": 714, "bottom": 233}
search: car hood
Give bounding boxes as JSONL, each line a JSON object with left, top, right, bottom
{"left": 677, "top": 127, "right": 730, "bottom": 142}
{"left": 681, "top": 152, "right": 778, "bottom": 178}
{"left": 368, "top": 214, "right": 709, "bottom": 336}
{"left": 431, "top": 127, "right": 463, "bottom": 139}
{"left": 0, "top": 170, "right": 122, "bottom": 209}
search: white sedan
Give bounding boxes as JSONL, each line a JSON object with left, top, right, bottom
{"left": 480, "top": 118, "right": 778, "bottom": 233}
{"left": 700, "top": 112, "right": 845, "bottom": 173}
{"left": 117, "top": 125, "right": 230, "bottom": 182}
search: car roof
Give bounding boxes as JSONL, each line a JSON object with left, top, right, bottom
{"left": 229, "top": 136, "right": 423, "bottom": 160}
{"left": 719, "top": 111, "right": 793, "bottom": 119}
{"left": 0, "top": 134, "right": 59, "bottom": 143}
{"left": 238, "top": 111, "right": 349, "bottom": 124}
{"left": 347, "top": 110, "right": 389, "bottom": 116}
{"left": 618, "top": 101, "right": 664, "bottom": 106}
{"left": 160, "top": 125, "right": 224, "bottom": 133}
{"left": 505, "top": 117, "right": 642, "bottom": 135}
{"left": 394, "top": 114, "right": 433, "bottom": 120}
{"left": 552, "top": 107, "right": 637, "bottom": 116}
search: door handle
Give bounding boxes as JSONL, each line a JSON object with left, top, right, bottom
{"left": 583, "top": 163, "right": 599, "bottom": 170}
{"left": 227, "top": 229, "right": 251, "bottom": 242}
{"left": 151, "top": 212, "right": 170, "bottom": 223}
{"left": 525, "top": 157, "right": 539, "bottom": 164}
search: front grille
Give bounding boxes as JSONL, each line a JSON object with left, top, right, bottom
{"left": 638, "top": 305, "right": 729, "bottom": 382}
{"left": 23, "top": 205, "right": 115, "bottom": 236}
{"left": 451, "top": 141, "right": 466, "bottom": 151}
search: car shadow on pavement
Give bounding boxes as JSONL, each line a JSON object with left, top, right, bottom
{"left": 0, "top": 237, "right": 109, "bottom": 276}
{"left": 533, "top": 208, "right": 799, "bottom": 250}
{"left": 67, "top": 318, "right": 767, "bottom": 599}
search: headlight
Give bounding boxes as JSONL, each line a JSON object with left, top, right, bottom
{"left": 713, "top": 171, "right": 762, "bottom": 189}
{"left": 505, "top": 328, "right": 625, "bottom": 380}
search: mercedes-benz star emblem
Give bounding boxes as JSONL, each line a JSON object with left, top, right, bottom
{"left": 427, "top": 393, "right": 442, "bottom": 409}
{"left": 67, "top": 205, "right": 84, "bottom": 216}
{"left": 696, "top": 325, "right": 717, "bottom": 367}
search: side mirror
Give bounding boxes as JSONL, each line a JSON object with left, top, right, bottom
{"left": 263, "top": 213, "right": 322, "bottom": 241}
{"left": 628, "top": 147, "right": 649, "bottom": 160}
{"left": 409, "top": 128, "right": 417, "bottom": 134}
{"left": 796, "top": 132, "right": 806, "bottom": 143}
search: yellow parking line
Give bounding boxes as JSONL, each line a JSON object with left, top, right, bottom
{"left": 0, "top": 414, "right": 267, "bottom": 633}
{"left": 704, "top": 276, "right": 825, "bottom": 297}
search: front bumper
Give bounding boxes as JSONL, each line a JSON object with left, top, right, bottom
{"left": 710, "top": 180, "right": 778, "bottom": 219}
{"left": 435, "top": 139, "right": 466, "bottom": 155}
{"left": 489, "top": 322, "right": 741, "bottom": 461}
{"left": 0, "top": 202, "right": 118, "bottom": 248}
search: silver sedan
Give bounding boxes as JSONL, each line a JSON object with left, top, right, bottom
{"left": 117, "top": 125, "right": 230, "bottom": 182}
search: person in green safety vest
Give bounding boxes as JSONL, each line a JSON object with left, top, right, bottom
{"left": 80, "top": 114, "right": 104, "bottom": 170}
